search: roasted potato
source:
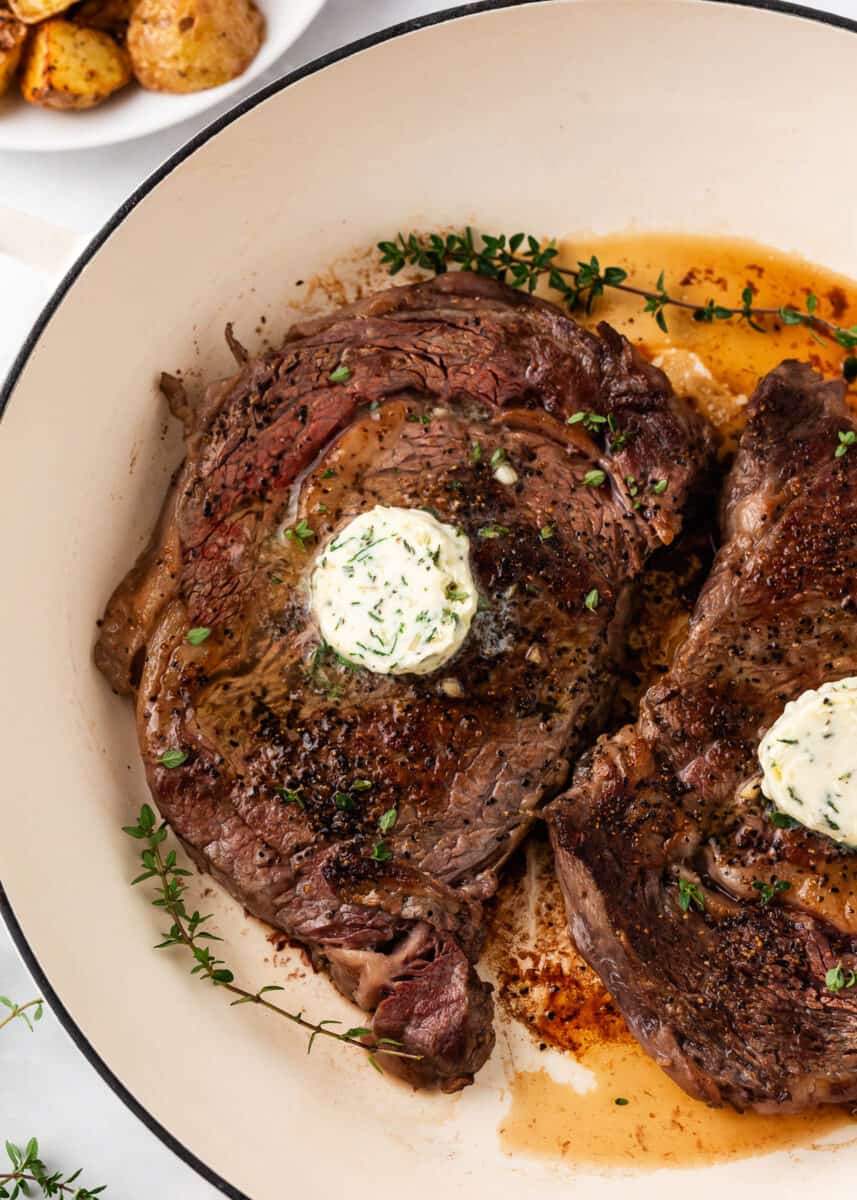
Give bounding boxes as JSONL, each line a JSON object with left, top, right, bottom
{"left": 128, "top": 0, "right": 264, "bottom": 94}
{"left": 20, "top": 17, "right": 131, "bottom": 109}
{"left": 9, "top": 0, "right": 74, "bottom": 23}
{"left": 70, "top": 0, "right": 131, "bottom": 40}
{"left": 0, "top": 9, "right": 27, "bottom": 95}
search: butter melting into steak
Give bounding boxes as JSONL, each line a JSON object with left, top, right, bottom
{"left": 95, "top": 273, "right": 712, "bottom": 1088}
{"left": 549, "top": 362, "right": 857, "bottom": 1112}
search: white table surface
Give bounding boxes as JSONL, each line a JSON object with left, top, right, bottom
{"left": 2, "top": 0, "right": 857, "bottom": 1194}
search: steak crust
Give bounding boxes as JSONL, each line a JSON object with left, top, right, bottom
{"left": 96, "top": 273, "right": 712, "bottom": 1087}
{"left": 549, "top": 361, "right": 857, "bottom": 1112}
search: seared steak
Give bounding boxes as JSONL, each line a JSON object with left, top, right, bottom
{"left": 549, "top": 361, "right": 857, "bottom": 1112}
{"left": 96, "top": 272, "right": 712, "bottom": 1088}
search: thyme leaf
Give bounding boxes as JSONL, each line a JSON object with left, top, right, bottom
{"left": 826, "top": 961, "right": 857, "bottom": 993}
{"left": 752, "top": 877, "right": 791, "bottom": 906}
{"left": 678, "top": 877, "right": 705, "bottom": 913}
{"left": 284, "top": 518, "right": 315, "bottom": 547}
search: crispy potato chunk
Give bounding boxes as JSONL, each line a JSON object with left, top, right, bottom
{"left": 70, "top": 0, "right": 132, "bottom": 40}
{"left": 0, "top": 9, "right": 27, "bottom": 95}
{"left": 20, "top": 17, "right": 131, "bottom": 109}
{"left": 9, "top": 0, "right": 74, "bottom": 23}
{"left": 128, "top": 0, "right": 264, "bottom": 94}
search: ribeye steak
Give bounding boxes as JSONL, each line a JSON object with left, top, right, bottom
{"left": 96, "top": 272, "right": 712, "bottom": 1087}
{"left": 549, "top": 361, "right": 857, "bottom": 1112}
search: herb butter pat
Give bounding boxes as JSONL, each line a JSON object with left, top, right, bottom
{"left": 759, "top": 677, "right": 857, "bottom": 846}
{"left": 310, "top": 505, "right": 477, "bottom": 675}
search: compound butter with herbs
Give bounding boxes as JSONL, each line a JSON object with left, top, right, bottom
{"left": 759, "top": 677, "right": 857, "bottom": 846}
{"left": 310, "top": 504, "right": 477, "bottom": 675}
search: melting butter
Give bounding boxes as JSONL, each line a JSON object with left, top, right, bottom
{"left": 310, "top": 505, "right": 477, "bottom": 675}
{"left": 759, "top": 677, "right": 857, "bottom": 846}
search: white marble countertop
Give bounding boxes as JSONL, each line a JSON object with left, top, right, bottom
{"left": 2, "top": 0, "right": 857, "bottom": 1194}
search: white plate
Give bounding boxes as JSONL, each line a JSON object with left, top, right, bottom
{"left": 0, "top": 0, "right": 326, "bottom": 152}
{"left": 2, "top": 2, "right": 857, "bottom": 1198}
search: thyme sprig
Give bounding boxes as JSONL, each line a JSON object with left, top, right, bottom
{"left": 0, "top": 996, "right": 43, "bottom": 1034}
{"left": 0, "top": 1139, "right": 104, "bottom": 1199}
{"left": 378, "top": 229, "right": 857, "bottom": 379}
{"left": 123, "top": 804, "right": 417, "bottom": 1073}
{"left": 678, "top": 877, "right": 706, "bottom": 913}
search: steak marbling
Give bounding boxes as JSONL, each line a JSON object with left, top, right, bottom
{"left": 549, "top": 361, "right": 857, "bottom": 1112}
{"left": 96, "top": 272, "right": 712, "bottom": 1087}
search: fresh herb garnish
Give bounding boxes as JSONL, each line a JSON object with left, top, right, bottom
{"left": 539, "top": 524, "right": 555, "bottom": 541}
{"left": 123, "top": 804, "right": 417, "bottom": 1073}
{"left": 835, "top": 429, "right": 856, "bottom": 458}
{"left": 614, "top": 1097, "right": 630, "bottom": 1106}
{"left": 567, "top": 411, "right": 608, "bottom": 432}
{"left": 276, "top": 786, "right": 305, "bottom": 809}
{"left": 371, "top": 842, "right": 393, "bottom": 862}
{"left": 584, "top": 588, "right": 599, "bottom": 612}
{"left": 568, "top": 409, "right": 630, "bottom": 451}
{"left": 768, "top": 808, "right": 801, "bottom": 830}
{"left": 158, "top": 749, "right": 188, "bottom": 769}
{"left": 478, "top": 524, "right": 512, "bottom": 539}
{"left": 284, "top": 518, "right": 315, "bottom": 547}
{"left": 678, "top": 878, "right": 705, "bottom": 913}
{"left": 378, "top": 228, "right": 857, "bottom": 380}
{"left": 650, "top": 479, "right": 668, "bottom": 496}
{"left": 351, "top": 779, "right": 373, "bottom": 792}
{"left": 321, "top": 467, "right": 336, "bottom": 479}
{"left": 583, "top": 469, "right": 607, "bottom": 488}
{"left": 186, "top": 626, "right": 211, "bottom": 646}
{"left": 379, "top": 808, "right": 398, "bottom": 834}
{"left": 471, "top": 441, "right": 483, "bottom": 465}
{"left": 643, "top": 270, "right": 671, "bottom": 333}
{"left": 334, "top": 791, "right": 355, "bottom": 811}
{"left": 0, "top": 995, "right": 43, "bottom": 1034}
{"left": 328, "top": 364, "right": 351, "bottom": 384}
{"left": 826, "top": 962, "right": 857, "bottom": 993}
{"left": 0, "top": 1139, "right": 105, "bottom": 1199}
{"left": 348, "top": 535, "right": 390, "bottom": 564}
{"left": 445, "top": 583, "right": 469, "bottom": 602}
{"left": 607, "top": 413, "right": 630, "bottom": 450}
{"left": 490, "top": 447, "right": 507, "bottom": 467}
{"left": 752, "top": 877, "right": 791, "bottom": 906}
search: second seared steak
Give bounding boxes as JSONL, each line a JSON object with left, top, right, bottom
{"left": 549, "top": 361, "right": 857, "bottom": 1112}
{"left": 96, "top": 272, "right": 711, "bottom": 1088}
